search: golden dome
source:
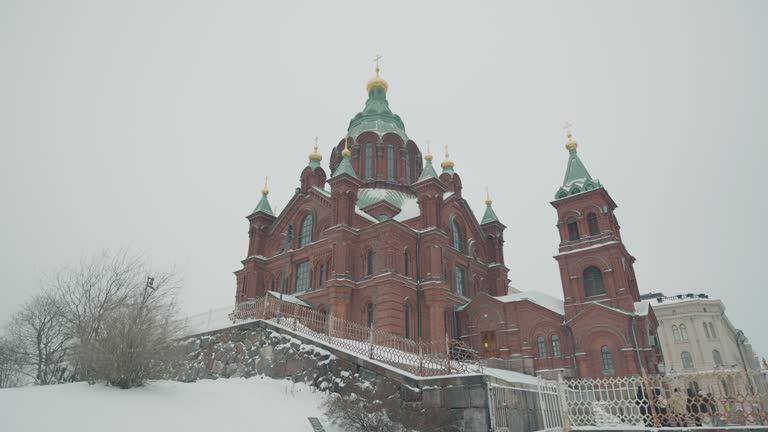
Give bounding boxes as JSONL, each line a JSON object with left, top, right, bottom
{"left": 366, "top": 63, "right": 388, "bottom": 93}
{"left": 424, "top": 140, "right": 433, "bottom": 161}
{"left": 342, "top": 137, "right": 351, "bottom": 157}
{"left": 565, "top": 131, "right": 578, "bottom": 151}
{"left": 308, "top": 141, "right": 322, "bottom": 161}
{"left": 440, "top": 145, "right": 455, "bottom": 169}
{"left": 261, "top": 176, "right": 269, "bottom": 195}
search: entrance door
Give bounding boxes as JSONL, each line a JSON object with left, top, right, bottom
{"left": 481, "top": 331, "right": 497, "bottom": 358}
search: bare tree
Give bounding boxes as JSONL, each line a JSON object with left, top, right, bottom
{"left": 7, "top": 294, "right": 70, "bottom": 385}
{"left": 52, "top": 250, "right": 154, "bottom": 382}
{"left": 0, "top": 338, "right": 22, "bottom": 388}
{"left": 84, "top": 270, "right": 183, "bottom": 388}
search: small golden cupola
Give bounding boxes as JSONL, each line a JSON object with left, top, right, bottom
{"left": 366, "top": 54, "right": 389, "bottom": 94}
{"left": 441, "top": 144, "right": 455, "bottom": 174}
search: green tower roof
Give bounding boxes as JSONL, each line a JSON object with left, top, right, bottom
{"left": 481, "top": 203, "right": 499, "bottom": 224}
{"left": 417, "top": 156, "right": 438, "bottom": 182}
{"left": 252, "top": 186, "right": 274, "bottom": 216}
{"left": 331, "top": 147, "right": 358, "bottom": 179}
{"left": 347, "top": 80, "right": 408, "bottom": 141}
{"left": 555, "top": 136, "right": 602, "bottom": 199}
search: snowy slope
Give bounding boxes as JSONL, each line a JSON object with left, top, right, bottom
{"left": 0, "top": 377, "right": 341, "bottom": 432}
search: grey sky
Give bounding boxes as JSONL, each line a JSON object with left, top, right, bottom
{"left": 1, "top": 1, "right": 766, "bottom": 358}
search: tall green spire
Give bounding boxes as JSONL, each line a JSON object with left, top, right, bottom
{"left": 555, "top": 131, "right": 602, "bottom": 199}
{"left": 347, "top": 62, "right": 408, "bottom": 141}
{"left": 331, "top": 139, "right": 358, "bottom": 179}
{"left": 481, "top": 188, "right": 499, "bottom": 224}
{"left": 417, "top": 146, "right": 438, "bottom": 181}
{"left": 253, "top": 177, "right": 274, "bottom": 215}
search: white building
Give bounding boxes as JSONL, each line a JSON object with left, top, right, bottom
{"left": 640, "top": 293, "right": 761, "bottom": 374}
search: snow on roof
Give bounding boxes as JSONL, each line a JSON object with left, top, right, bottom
{"left": 393, "top": 197, "right": 420, "bottom": 221}
{"left": 311, "top": 186, "right": 331, "bottom": 197}
{"left": 634, "top": 301, "right": 650, "bottom": 316}
{"left": 494, "top": 291, "right": 565, "bottom": 316}
{"left": 355, "top": 207, "right": 379, "bottom": 223}
{"left": 266, "top": 290, "right": 311, "bottom": 307}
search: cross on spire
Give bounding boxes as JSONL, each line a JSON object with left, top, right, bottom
{"left": 373, "top": 54, "right": 382, "bottom": 75}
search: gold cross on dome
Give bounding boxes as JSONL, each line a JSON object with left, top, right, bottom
{"left": 373, "top": 54, "right": 382, "bottom": 74}
{"left": 313, "top": 136, "right": 318, "bottom": 151}
{"left": 562, "top": 122, "right": 574, "bottom": 138}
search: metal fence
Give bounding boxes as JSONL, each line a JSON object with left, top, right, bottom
{"left": 206, "top": 296, "right": 482, "bottom": 377}
{"left": 488, "top": 378, "right": 566, "bottom": 432}
{"left": 563, "top": 370, "right": 768, "bottom": 428}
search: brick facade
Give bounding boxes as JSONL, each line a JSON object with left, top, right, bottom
{"left": 233, "top": 74, "right": 662, "bottom": 378}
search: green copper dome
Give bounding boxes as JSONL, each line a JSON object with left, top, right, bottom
{"left": 555, "top": 147, "right": 602, "bottom": 199}
{"left": 347, "top": 86, "right": 408, "bottom": 141}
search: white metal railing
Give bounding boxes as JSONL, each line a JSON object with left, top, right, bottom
{"left": 185, "top": 296, "right": 483, "bottom": 378}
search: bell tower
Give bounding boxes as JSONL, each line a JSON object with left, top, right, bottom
{"left": 551, "top": 131, "right": 641, "bottom": 319}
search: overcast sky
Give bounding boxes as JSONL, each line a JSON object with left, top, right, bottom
{"left": 1, "top": 1, "right": 766, "bottom": 358}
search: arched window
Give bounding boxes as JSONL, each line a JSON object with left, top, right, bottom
{"left": 587, "top": 213, "right": 599, "bottom": 236}
{"left": 404, "top": 252, "right": 409, "bottom": 277}
{"left": 387, "top": 143, "right": 394, "bottom": 180}
{"left": 713, "top": 349, "right": 723, "bottom": 367}
{"left": 583, "top": 266, "right": 605, "bottom": 297}
{"left": 295, "top": 261, "right": 309, "bottom": 293}
{"left": 404, "top": 303, "right": 410, "bottom": 339}
{"left": 537, "top": 336, "right": 547, "bottom": 358}
{"left": 703, "top": 322, "right": 711, "bottom": 339}
{"left": 567, "top": 217, "right": 580, "bottom": 241}
{"left": 551, "top": 335, "right": 561, "bottom": 357}
{"left": 455, "top": 266, "right": 466, "bottom": 296}
{"left": 709, "top": 322, "right": 717, "bottom": 338}
{"left": 366, "top": 303, "right": 374, "bottom": 328}
{"left": 367, "top": 251, "right": 374, "bottom": 276}
{"left": 365, "top": 142, "right": 373, "bottom": 179}
{"left": 318, "top": 263, "right": 326, "bottom": 287}
{"left": 681, "top": 351, "right": 694, "bottom": 369}
{"left": 680, "top": 324, "right": 689, "bottom": 341}
{"left": 672, "top": 325, "right": 681, "bottom": 342}
{"left": 298, "top": 214, "right": 313, "bottom": 248}
{"left": 405, "top": 153, "right": 411, "bottom": 184}
{"left": 721, "top": 378, "right": 730, "bottom": 397}
{"left": 286, "top": 223, "right": 295, "bottom": 248}
{"left": 451, "top": 218, "right": 463, "bottom": 252}
{"left": 601, "top": 346, "right": 614, "bottom": 373}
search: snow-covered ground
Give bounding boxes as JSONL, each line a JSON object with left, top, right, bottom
{"left": 0, "top": 377, "right": 341, "bottom": 432}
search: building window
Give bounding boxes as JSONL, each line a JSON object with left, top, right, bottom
{"left": 709, "top": 322, "right": 717, "bottom": 338}
{"left": 703, "top": 322, "right": 711, "bottom": 339}
{"left": 365, "top": 142, "right": 373, "bottom": 179}
{"left": 318, "top": 263, "right": 326, "bottom": 287}
{"left": 298, "top": 214, "right": 313, "bottom": 248}
{"left": 455, "top": 266, "right": 465, "bottom": 296}
{"left": 404, "top": 253, "right": 409, "bottom": 277}
{"left": 387, "top": 143, "right": 394, "bottom": 180}
{"left": 286, "top": 223, "right": 294, "bottom": 248}
{"left": 367, "top": 251, "right": 374, "bottom": 276}
{"left": 295, "top": 261, "right": 309, "bottom": 293}
{"left": 587, "top": 212, "right": 599, "bottom": 236}
{"left": 601, "top": 346, "right": 614, "bottom": 373}
{"left": 537, "top": 336, "right": 547, "bottom": 358}
{"left": 680, "top": 324, "right": 689, "bottom": 341}
{"left": 681, "top": 351, "right": 694, "bottom": 369}
{"left": 366, "top": 303, "right": 374, "bottom": 328}
{"left": 404, "top": 303, "right": 410, "bottom": 339}
{"left": 551, "top": 335, "right": 561, "bottom": 357}
{"left": 672, "top": 325, "right": 681, "bottom": 342}
{"left": 405, "top": 153, "right": 411, "bottom": 183}
{"left": 583, "top": 266, "right": 605, "bottom": 297}
{"left": 451, "top": 218, "right": 463, "bottom": 252}
{"left": 567, "top": 217, "right": 579, "bottom": 241}
{"left": 713, "top": 349, "right": 723, "bottom": 367}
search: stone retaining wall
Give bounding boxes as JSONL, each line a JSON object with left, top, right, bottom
{"left": 173, "top": 320, "right": 494, "bottom": 431}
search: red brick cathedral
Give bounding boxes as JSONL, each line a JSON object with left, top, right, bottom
{"left": 234, "top": 66, "right": 662, "bottom": 378}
